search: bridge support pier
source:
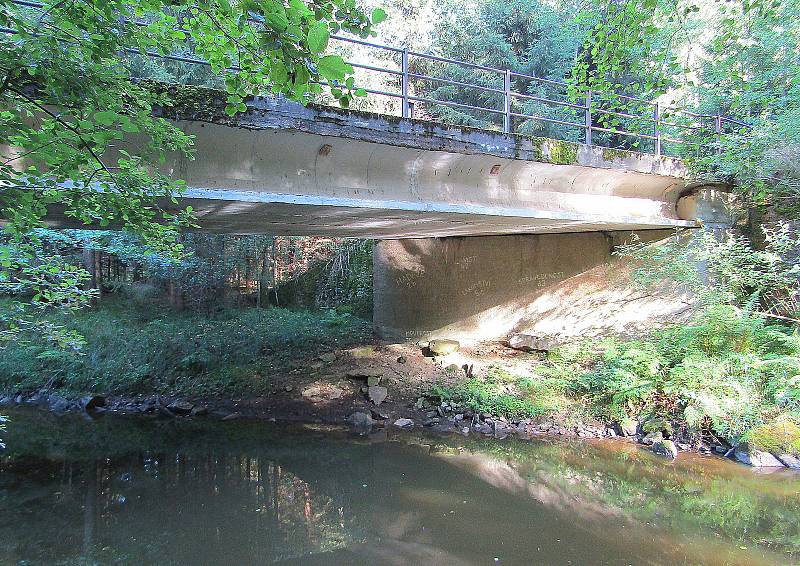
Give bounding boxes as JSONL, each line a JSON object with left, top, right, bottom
{"left": 373, "top": 188, "right": 733, "bottom": 343}
{"left": 373, "top": 231, "right": 659, "bottom": 342}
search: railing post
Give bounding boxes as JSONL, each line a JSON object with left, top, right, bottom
{"left": 584, "top": 90, "right": 592, "bottom": 146}
{"left": 714, "top": 114, "right": 722, "bottom": 155}
{"left": 401, "top": 48, "right": 410, "bottom": 119}
{"left": 653, "top": 102, "right": 662, "bottom": 156}
{"left": 503, "top": 69, "right": 512, "bottom": 134}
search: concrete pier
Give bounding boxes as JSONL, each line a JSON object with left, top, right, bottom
{"left": 373, "top": 230, "right": 691, "bottom": 342}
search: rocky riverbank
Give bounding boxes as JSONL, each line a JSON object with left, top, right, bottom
{"left": 0, "top": 382, "right": 774, "bottom": 469}
{"left": 2, "top": 336, "right": 798, "bottom": 470}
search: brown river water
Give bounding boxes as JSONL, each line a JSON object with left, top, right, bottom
{"left": 1, "top": 407, "right": 799, "bottom": 565}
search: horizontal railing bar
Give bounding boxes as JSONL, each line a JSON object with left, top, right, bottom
{"left": 355, "top": 86, "right": 403, "bottom": 98}
{"left": 721, "top": 117, "right": 752, "bottom": 127}
{"left": 348, "top": 61, "right": 402, "bottom": 76}
{"left": 508, "top": 70, "right": 570, "bottom": 88}
{"left": 510, "top": 112, "right": 584, "bottom": 129}
{"left": 406, "top": 50, "right": 505, "bottom": 74}
{"left": 592, "top": 107, "right": 654, "bottom": 122}
{"left": 408, "top": 95, "right": 505, "bottom": 115}
{"left": 510, "top": 91, "right": 585, "bottom": 110}
{"left": 591, "top": 125, "right": 657, "bottom": 140}
{"left": 330, "top": 34, "right": 405, "bottom": 53}
{"left": 661, "top": 135, "right": 700, "bottom": 145}
{"left": 408, "top": 72, "right": 504, "bottom": 94}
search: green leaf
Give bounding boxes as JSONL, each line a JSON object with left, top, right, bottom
{"left": 94, "top": 111, "right": 118, "bottom": 126}
{"left": 317, "top": 55, "right": 351, "bottom": 80}
{"left": 371, "top": 8, "right": 388, "bottom": 24}
{"left": 307, "top": 23, "right": 330, "bottom": 54}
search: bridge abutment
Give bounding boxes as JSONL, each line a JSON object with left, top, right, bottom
{"left": 373, "top": 231, "right": 656, "bottom": 342}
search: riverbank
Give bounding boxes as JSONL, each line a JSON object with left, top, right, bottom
{"left": 0, "top": 336, "right": 761, "bottom": 467}
{"left": 3, "top": 301, "right": 800, "bottom": 470}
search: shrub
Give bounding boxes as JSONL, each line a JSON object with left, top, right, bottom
{"left": 742, "top": 415, "right": 800, "bottom": 455}
{"left": 0, "top": 299, "right": 372, "bottom": 396}
{"left": 434, "top": 365, "right": 570, "bottom": 420}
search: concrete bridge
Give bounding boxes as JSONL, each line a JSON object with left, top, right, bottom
{"left": 55, "top": 87, "right": 731, "bottom": 342}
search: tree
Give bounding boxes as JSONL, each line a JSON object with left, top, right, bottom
{"left": 421, "top": 0, "right": 586, "bottom": 137}
{"left": 570, "top": 0, "right": 800, "bottom": 202}
{"left": 0, "top": 0, "right": 386, "bottom": 346}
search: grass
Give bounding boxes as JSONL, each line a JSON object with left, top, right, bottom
{"left": 431, "top": 305, "right": 800, "bottom": 448}
{"left": 432, "top": 365, "right": 576, "bottom": 421}
{"left": 0, "top": 298, "right": 372, "bottom": 397}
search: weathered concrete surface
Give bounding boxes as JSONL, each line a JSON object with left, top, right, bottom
{"left": 148, "top": 92, "right": 702, "bottom": 237}
{"left": 19, "top": 88, "right": 708, "bottom": 237}
{"left": 373, "top": 230, "right": 696, "bottom": 342}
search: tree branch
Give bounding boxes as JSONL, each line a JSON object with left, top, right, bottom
{"left": 7, "top": 85, "right": 117, "bottom": 186}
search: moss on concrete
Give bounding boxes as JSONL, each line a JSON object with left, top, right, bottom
{"left": 601, "top": 147, "right": 632, "bottom": 161}
{"left": 547, "top": 140, "right": 579, "bottom": 165}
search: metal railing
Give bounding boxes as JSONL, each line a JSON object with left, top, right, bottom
{"left": 329, "top": 34, "right": 751, "bottom": 157}
{"left": 6, "top": 0, "right": 751, "bottom": 158}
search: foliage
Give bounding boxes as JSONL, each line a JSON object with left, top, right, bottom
{"left": 688, "top": 0, "right": 800, "bottom": 212}
{"left": 434, "top": 304, "right": 800, "bottom": 448}
{"left": 571, "top": 305, "right": 800, "bottom": 443}
{"left": 616, "top": 225, "right": 800, "bottom": 321}
{"left": 0, "top": 298, "right": 372, "bottom": 396}
{"left": 573, "top": 0, "right": 800, "bottom": 207}
{"left": 742, "top": 414, "right": 800, "bottom": 455}
{"left": 422, "top": 0, "right": 586, "bottom": 138}
{"left": 0, "top": 0, "right": 384, "bottom": 344}
{"left": 432, "top": 364, "right": 571, "bottom": 420}
{"left": 278, "top": 239, "right": 373, "bottom": 318}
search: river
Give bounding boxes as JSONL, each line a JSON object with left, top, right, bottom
{"left": 1, "top": 408, "right": 798, "bottom": 565}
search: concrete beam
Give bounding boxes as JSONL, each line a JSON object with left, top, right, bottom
{"left": 25, "top": 87, "right": 708, "bottom": 238}
{"left": 147, "top": 104, "right": 699, "bottom": 237}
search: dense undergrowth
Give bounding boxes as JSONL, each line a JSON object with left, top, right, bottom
{"left": 0, "top": 298, "right": 371, "bottom": 396}
{"left": 434, "top": 305, "right": 800, "bottom": 451}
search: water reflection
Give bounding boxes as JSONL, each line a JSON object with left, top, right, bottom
{"left": 0, "top": 409, "right": 798, "bottom": 565}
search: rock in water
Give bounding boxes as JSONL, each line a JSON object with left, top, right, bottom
{"left": 734, "top": 444, "right": 785, "bottom": 467}
{"left": 48, "top": 395, "right": 71, "bottom": 413}
{"left": 617, "top": 417, "right": 638, "bottom": 437}
{"left": 393, "top": 418, "right": 414, "bottom": 429}
{"left": 641, "top": 431, "right": 663, "bottom": 446}
{"left": 370, "top": 408, "right": 389, "bottom": 421}
{"left": 80, "top": 395, "right": 106, "bottom": 412}
{"left": 346, "top": 412, "right": 373, "bottom": 428}
{"left": 427, "top": 339, "right": 460, "bottom": 356}
{"left": 190, "top": 405, "right": 209, "bottom": 417}
{"left": 652, "top": 439, "right": 678, "bottom": 459}
{"left": 167, "top": 401, "right": 194, "bottom": 415}
{"left": 776, "top": 453, "right": 800, "bottom": 469}
{"left": 367, "top": 375, "right": 381, "bottom": 387}
{"left": 368, "top": 386, "right": 388, "bottom": 405}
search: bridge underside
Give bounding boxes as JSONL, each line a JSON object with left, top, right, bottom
{"left": 178, "top": 191, "right": 692, "bottom": 238}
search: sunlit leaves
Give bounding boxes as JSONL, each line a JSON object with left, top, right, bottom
{"left": 1, "top": 0, "right": 390, "bottom": 346}
{"left": 307, "top": 22, "right": 330, "bottom": 53}
{"left": 371, "top": 8, "right": 388, "bottom": 24}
